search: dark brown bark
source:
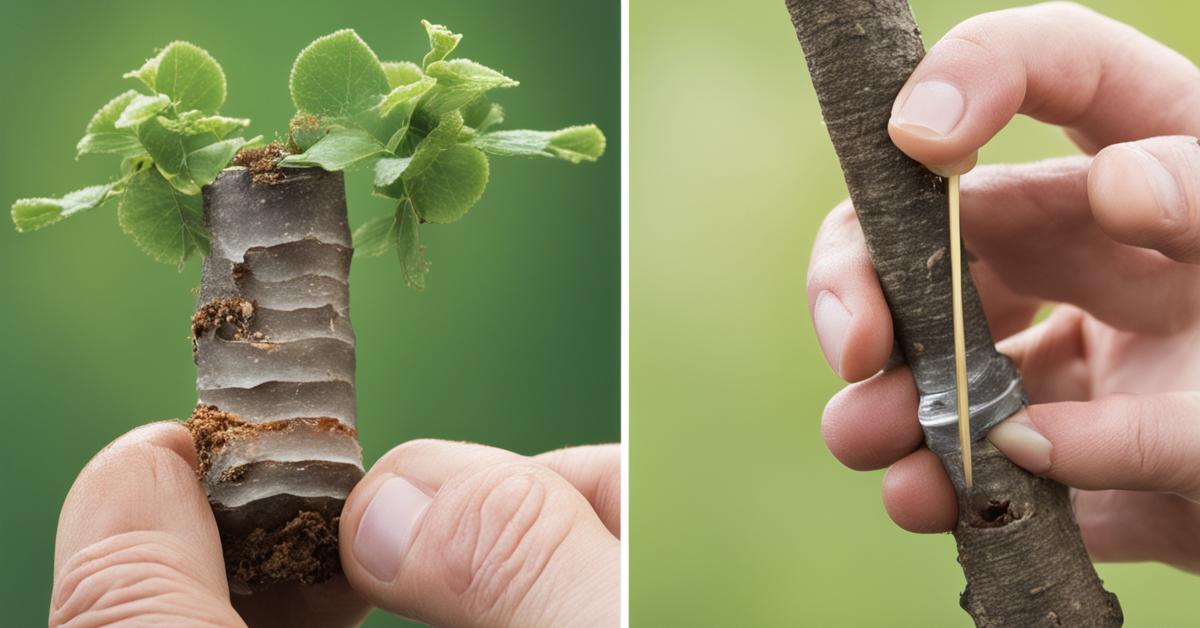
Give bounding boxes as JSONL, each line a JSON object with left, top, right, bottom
{"left": 192, "top": 168, "right": 363, "bottom": 592}
{"left": 785, "top": 0, "right": 1122, "bottom": 624}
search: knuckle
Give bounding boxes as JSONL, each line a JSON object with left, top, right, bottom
{"left": 51, "top": 531, "right": 235, "bottom": 627}
{"left": 438, "top": 462, "right": 579, "bottom": 621}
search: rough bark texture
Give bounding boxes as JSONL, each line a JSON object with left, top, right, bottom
{"left": 786, "top": 1, "right": 1123, "bottom": 625}
{"left": 192, "top": 168, "right": 363, "bottom": 593}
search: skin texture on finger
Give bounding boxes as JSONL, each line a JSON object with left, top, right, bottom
{"left": 339, "top": 439, "right": 619, "bottom": 628}
{"left": 1074, "top": 489, "right": 1200, "bottom": 574}
{"left": 961, "top": 158, "right": 1200, "bottom": 333}
{"left": 881, "top": 449, "right": 958, "bottom": 533}
{"left": 807, "top": 200, "right": 895, "bottom": 382}
{"left": 996, "top": 306, "right": 1091, "bottom": 404}
{"left": 532, "top": 444, "right": 621, "bottom": 536}
{"left": 822, "top": 367, "right": 923, "bottom": 471}
{"left": 889, "top": 2, "right": 1200, "bottom": 168}
{"left": 1090, "top": 135, "right": 1200, "bottom": 263}
{"left": 51, "top": 422, "right": 244, "bottom": 627}
{"left": 999, "top": 393, "right": 1200, "bottom": 496}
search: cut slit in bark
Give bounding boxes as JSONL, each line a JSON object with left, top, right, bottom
{"left": 785, "top": 0, "right": 1123, "bottom": 625}
{"left": 187, "top": 167, "right": 363, "bottom": 592}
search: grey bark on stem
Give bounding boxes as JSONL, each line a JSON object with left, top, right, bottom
{"left": 193, "top": 168, "right": 363, "bottom": 592}
{"left": 785, "top": 0, "right": 1123, "bottom": 624}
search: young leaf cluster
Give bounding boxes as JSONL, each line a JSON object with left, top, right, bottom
{"left": 11, "top": 42, "right": 256, "bottom": 265}
{"left": 281, "top": 21, "right": 606, "bottom": 289}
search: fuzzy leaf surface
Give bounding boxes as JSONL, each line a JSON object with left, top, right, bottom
{"left": 77, "top": 90, "right": 144, "bottom": 157}
{"left": 290, "top": 30, "right": 390, "bottom": 117}
{"left": 11, "top": 183, "right": 117, "bottom": 232}
{"left": 157, "top": 111, "right": 249, "bottom": 137}
{"left": 396, "top": 198, "right": 429, "bottom": 289}
{"left": 277, "top": 128, "right": 387, "bottom": 171}
{"left": 115, "top": 93, "right": 171, "bottom": 129}
{"left": 420, "top": 20, "right": 461, "bottom": 69}
{"left": 117, "top": 168, "right": 207, "bottom": 265}
{"left": 153, "top": 42, "right": 227, "bottom": 112}
{"left": 352, "top": 213, "right": 398, "bottom": 257}
{"left": 407, "top": 144, "right": 489, "bottom": 224}
{"left": 472, "top": 125, "right": 606, "bottom": 163}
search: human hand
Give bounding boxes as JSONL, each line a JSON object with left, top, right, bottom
{"left": 807, "top": 2, "right": 1200, "bottom": 573}
{"left": 50, "top": 423, "right": 620, "bottom": 627}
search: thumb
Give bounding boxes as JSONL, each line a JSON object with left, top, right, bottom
{"left": 986, "top": 393, "right": 1200, "bottom": 498}
{"left": 339, "top": 440, "right": 619, "bottom": 628}
{"left": 1089, "top": 134, "right": 1200, "bottom": 263}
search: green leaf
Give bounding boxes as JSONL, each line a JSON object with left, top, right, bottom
{"left": 136, "top": 117, "right": 205, "bottom": 195}
{"left": 462, "top": 99, "right": 504, "bottom": 133}
{"left": 152, "top": 42, "right": 227, "bottom": 113}
{"left": 420, "top": 20, "right": 462, "bottom": 69}
{"left": 157, "top": 111, "right": 250, "bottom": 137}
{"left": 11, "top": 183, "right": 117, "bottom": 232}
{"left": 373, "top": 156, "right": 412, "bottom": 192}
{"left": 189, "top": 136, "right": 259, "bottom": 187}
{"left": 382, "top": 61, "right": 424, "bottom": 88}
{"left": 407, "top": 144, "right": 489, "bottom": 224}
{"left": 115, "top": 93, "right": 171, "bottom": 129}
{"left": 396, "top": 198, "right": 429, "bottom": 289}
{"left": 124, "top": 52, "right": 161, "bottom": 90}
{"left": 426, "top": 59, "right": 517, "bottom": 90}
{"left": 379, "top": 76, "right": 436, "bottom": 116}
{"left": 117, "top": 168, "right": 207, "bottom": 265}
{"left": 77, "top": 91, "right": 144, "bottom": 157}
{"left": 290, "top": 29, "right": 390, "bottom": 117}
{"left": 277, "top": 128, "right": 387, "bottom": 171}
{"left": 471, "top": 124, "right": 606, "bottom": 163}
{"left": 374, "top": 111, "right": 462, "bottom": 198}
{"left": 352, "top": 213, "right": 398, "bottom": 257}
{"left": 420, "top": 59, "right": 518, "bottom": 116}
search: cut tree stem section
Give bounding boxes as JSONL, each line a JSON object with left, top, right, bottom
{"left": 785, "top": 0, "right": 1122, "bottom": 625}
{"left": 190, "top": 167, "right": 363, "bottom": 592}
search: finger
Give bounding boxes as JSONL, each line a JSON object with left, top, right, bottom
{"left": 889, "top": 2, "right": 1200, "bottom": 169}
{"left": 822, "top": 366, "right": 923, "bottom": 471}
{"left": 996, "top": 306, "right": 1090, "bottom": 404}
{"left": 340, "top": 439, "right": 619, "bottom": 628}
{"left": 808, "top": 200, "right": 895, "bottom": 382}
{"left": 881, "top": 448, "right": 958, "bottom": 533}
{"left": 1074, "top": 490, "right": 1200, "bottom": 574}
{"left": 962, "top": 158, "right": 1200, "bottom": 333}
{"left": 987, "top": 392, "right": 1200, "bottom": 498}
{"left": 1090, "top": 135, "right": 1200, "bottom": 263}
{"left": 533, "top": 444, "right": 621, "bottom": 537}
{"left": 51, "top": 422, "right": 242, "bottom": 627}
{"left": 808, "top": 200, "right": 1038, "bottom": 381}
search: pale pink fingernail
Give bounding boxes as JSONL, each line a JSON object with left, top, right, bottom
{"left": 892, "top": 80, "right": 966, "bottom": 138}
{"left": 987, "top": 410, "right": 1052, "bottom": 474}
{"left": 353, "top": 475, "right": 433, "bottom": 581}
{"left": 813, "top": 291, "right": 852, "bottom": 375}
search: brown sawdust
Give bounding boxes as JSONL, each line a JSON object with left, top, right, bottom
{"left": 185, "top": 405, "right": 358, "bottom": 478}
{"left": 233, "top": 143, "right": 286, "bottom": 184}
{"left": 192, "top": 297, "right": 257, "bottom": 343}
{"left": 224, "top": 510, "right": 342, "bottom": 587}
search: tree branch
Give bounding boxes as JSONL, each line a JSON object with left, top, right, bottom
{"left": 785, "top": 0, "right": 1122, "bottom": 624}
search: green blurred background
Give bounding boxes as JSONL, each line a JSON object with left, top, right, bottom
{"left": 632, "top": 0, "right": 1196, "bottom": 626}
{"left": 0, "top": 2, "right": 617, "bottom": 626}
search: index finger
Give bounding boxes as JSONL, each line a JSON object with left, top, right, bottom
{"left": 889, "top": 2, "right": 1200, "bottom": 170}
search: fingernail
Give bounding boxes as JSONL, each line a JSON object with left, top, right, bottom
{"left": 813, "top": 291, "right": 851, "bottom": 375}
{"left": 986, "top": 411, "right": 1052, "bottom": 474}
{"left": 1109, "top": 145, "right": 1185, "bottom": 219}
{"left": 892, "top": 80, "right": 966, "bottom": 138}
{"left": 353, "top": 475, "right": 433, "bottom": 581}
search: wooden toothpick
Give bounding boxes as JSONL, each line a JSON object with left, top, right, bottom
{"left": 949, "top": 174, "right": 972, "bottom": 489}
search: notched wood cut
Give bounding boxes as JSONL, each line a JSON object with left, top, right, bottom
{"left": 192, "top": 296, "right": 259, "bottom": 344}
